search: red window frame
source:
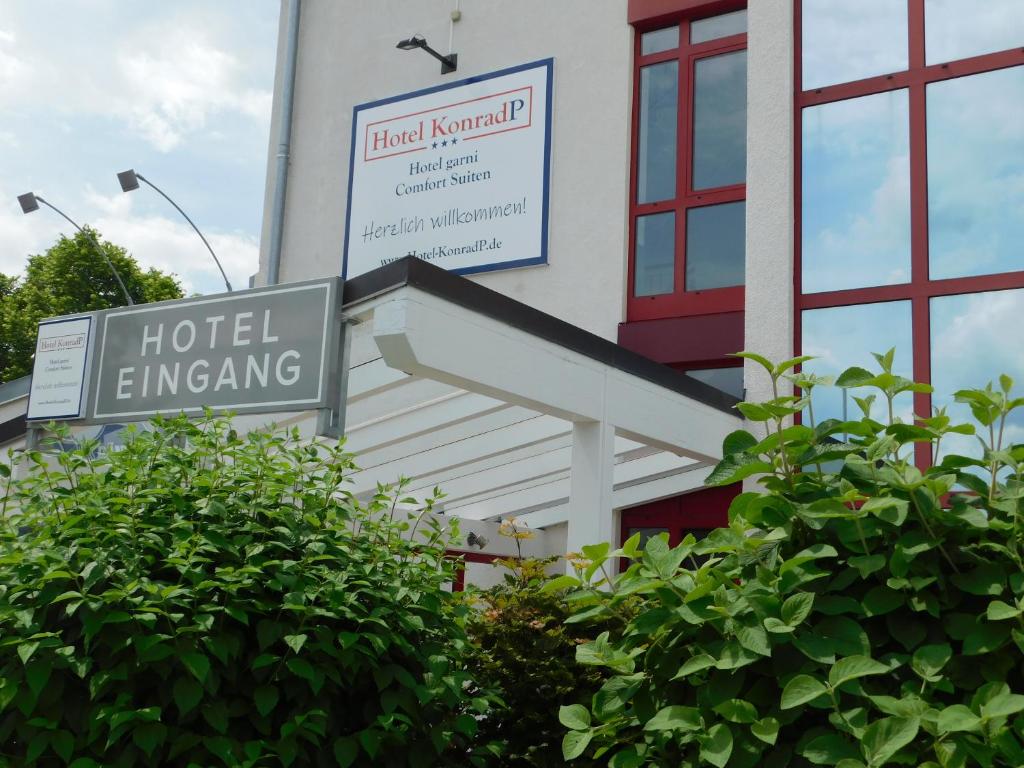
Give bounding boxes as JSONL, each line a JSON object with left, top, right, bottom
{"left": 793, "top": 0, "right": 1024, "bottom": 469}
{"left": 627, "top": 3, "right": 748, "bottom": 323}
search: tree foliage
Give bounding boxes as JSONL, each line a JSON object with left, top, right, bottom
{"left": 466, "top": 540, "right": 623, "bottom": 768}
{"left": 0, "top": 415, "right": 486, "bottom": 767}
{"left": 0, "top": 229, "right": 182, "bottom": 382}
{"left": 556, "top": 351, "right": 1024, "bottom": 767}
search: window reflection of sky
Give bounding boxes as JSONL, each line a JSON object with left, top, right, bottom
{"left": 801, "top": 0, "right": 907, "bottom": 90}
{"left": 637, "top": 61, "right": 678, "bottom": 204}
{"left": 802, "top": 91, "right": 911, "bottom": 293}
{"left": 925, "top": 0, "right": 1024, "bottom": 65}
{"left": 801, "top": 301, "right": 914, "bottom": 427}
{"left": 928, "top": 65, "right": 1024, "bottom": 280}
{"left": 931, "top": 289, "right": 1024, "bottom": 463}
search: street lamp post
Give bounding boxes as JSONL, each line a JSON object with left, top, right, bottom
{"left": 117, "top": 169, "right": 233, "bottom": 293}
{"left": 17, "top": 192, "right": 134, "bottom": 306}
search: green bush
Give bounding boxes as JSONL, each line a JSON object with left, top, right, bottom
{"left": 0, "top": 415, "right": 487, "bottom": 767}
{"left": 556, "top": 351, "right": 1024, "bottom": 767}
{"left": 466, "top": 544, "right": 623, "bottom": 768}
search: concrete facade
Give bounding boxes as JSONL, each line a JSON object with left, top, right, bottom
{"left": 257, "top": 0, "right": 636, "bottom": 342}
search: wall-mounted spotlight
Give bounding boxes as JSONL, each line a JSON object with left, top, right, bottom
{"left": 396, "top": 34, "right": 457, "bottom": 75}
{"left": 18, "top": 192, "right": 134, "bottom": 306}
{"left": 118, "top": 169, "right": 232, "bottom": 293}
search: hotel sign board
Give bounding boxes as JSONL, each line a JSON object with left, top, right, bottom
{"left": 27, "top": 279, "right": 348, "bottom": 436}
{"left": 26, "top": 315, "right": 93, "bottom": 420}
{"left": 344, "top": 58, "right": 553, "bottom": 280}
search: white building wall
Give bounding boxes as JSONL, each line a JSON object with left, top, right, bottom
{"left": 258, "top": 0, "right": 634, "bottom": 341}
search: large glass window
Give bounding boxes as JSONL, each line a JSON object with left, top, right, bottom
{"left": 798, "top": 3, "right": 1024, "bottom": 472}
{"left": 686, "top": 201, "right": 745, "bottom": 290}
{"left": 635, "top": 212, "right": 675, "bottom": 297}
{"left": 802, "top": 90, "right": 911, "bottom": 293}
{"left": 801, "top": 0, "right": 908, "bottom": 90}
{"left": 931, "top": 288, "right": 1024, "bottom": 463}
{"left": 630, "top": 10, "right": 747, "bottom": 322}
{"left": 802, "top": 301, "right": 913, "bottom": 426}
{"left": 927, "top": 66, "right": 1024, "bottom": 280}
{"left": 692, "top": 50, "right": 747, "bottom": 190}
{"left": 637, "top": 62, "right": 679, "bottom": 204}
{"left": 925, "top": 0, "right": 1024, "bottom": 65}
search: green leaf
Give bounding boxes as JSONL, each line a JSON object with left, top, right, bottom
{"left": 173, "top": 677, "right": 203, "bottom": 715}
{"left": 25, "top": 658, "right": 51, "bottom": 697}
{"left": 736, "top": 624, "right": 771, "bottom": 656}
{"left": 132, "top": 722, "right": 167, "bottom": 758}
{"left": 181, "top": 651, "right": 210, "bottom": 683}
{"left": 18, "top": 641, "right": 39, "bottom": 665}
{"left": 861, "top": 717, "right": 918, "bottom": 766}
{"left": 937, "top": 705, "right": 981, "bottom": 733}
{"left": 283, "top": 633, "right": 307, "bottom": 654}
{"left": 713, "top": 698, "right": 758, "bottom": 724}
{"left": 780, "top": 544, "right": 839, "bottom": 574}
{"left": 699, "top": 723, "right": 733, "bottom": 768}
{"left": 836, "top": 366, "right": 875, "bottom": 388}
{"left": 848, "top": 554, "right": 887, "bottom": 578}
{"left": 765, "top": 617, "right": 796, "bottom": 633}
{"left": 50, "top": 730, "right": 74, "bottom": 762}
{"left": 562, "top": 730, "right": 593, "bottom": 760}
{"left": 963, "top": 621, "right": 1011, "bottom": 655}
{"left": 644, "top": 705, "right": 702, "bottom": 731}
{"left": 558, "top": 704, "right": 591, "bottom": 731}
{"left": 986, "top": 600, "right": 1021, "bottom": 621}
{"left": 723, "top": 430, "right": 759, "bottom": 455}
{"left": 609, "top": 747, "right": 644, "bottom": 768}
{"left": 734, "top": 351, "right": 775, "bottom": 374}
{"left": 751, "top": 716, "right": 780, "bottom": 745}
{"left": 333, "top": 737, "right": 359, "bottom": 768}
{"left": 255, "top": 684, "right": 278, "bottom": 717}
{"left": 675, "top": 654, "right": 717, "bottom": 678}
{"left": 911, "top": 644, "right": 951, "bottom": 682}
{"left": 803, "top": 734, "right": 861, "bottom": 765}
{"left": 643, "top": 534, "right": 686, "bottom": 580}
{"left": 781, "top": 674, "right": 828, "bottom": 709}
{"left": 862, "top": 586, "right": 904, "bottom": 616}
{"left": 540, "top": 575, "right": 580, "bottom": 593}
{"left": 952, "top": 563, "right": 1005, "bottom": 596}
{"left": 981, "top": 692, "right": 1024, "bottom": 720}
{"left": 781, "top": 592, "right": 815, "bottom": 626}
{"left": 705, "top": 453, "right": 774, "bottom": 486}
{"left": 829, "top": 655, "right": 890, "bottom": 688}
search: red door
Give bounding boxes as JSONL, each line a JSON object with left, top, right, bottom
{"left": 620, "top": 484, "right": 740, "bottom": 551}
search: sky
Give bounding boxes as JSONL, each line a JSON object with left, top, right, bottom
{"left": 0, "top": 0, "right": 279, "bottom": 296}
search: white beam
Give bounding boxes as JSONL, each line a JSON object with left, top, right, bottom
{"left": 371, "top": 289, "right": 740, "bottom": 458}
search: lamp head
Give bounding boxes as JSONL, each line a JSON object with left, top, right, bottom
{"left": 396, "top": 34, "right": 426, "bottom": 51}
{"left": 17, "top": 192, "right": 39, "bottom": 214}
{"left": 117, "top": 169, "right": 140, "bottom": 193}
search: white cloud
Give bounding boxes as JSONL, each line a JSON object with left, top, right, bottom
{"left": 0, "top": 6, "right": 273, "bottom": 153}
{"left": 116, "top": 31, "right": 272, "bottom": 152}
{"left": 0, "top": 185, "right": 257, "bottom": 296}
{"left": 88, "top": 190, "right": 257, "bottom": 294}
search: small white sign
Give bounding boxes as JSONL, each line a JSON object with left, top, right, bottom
{"left": 27, "top": 316, "right": 93, "bottom": 420}
{"left": 344, "top": 59, "right": 552, "bottom": 279}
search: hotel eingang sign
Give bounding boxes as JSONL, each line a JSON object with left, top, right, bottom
{"left": 344, "top": 58, "right": 553, "bottom": 280}
{"left": 27, "top": 279, "right": 349, "bottom": 437}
